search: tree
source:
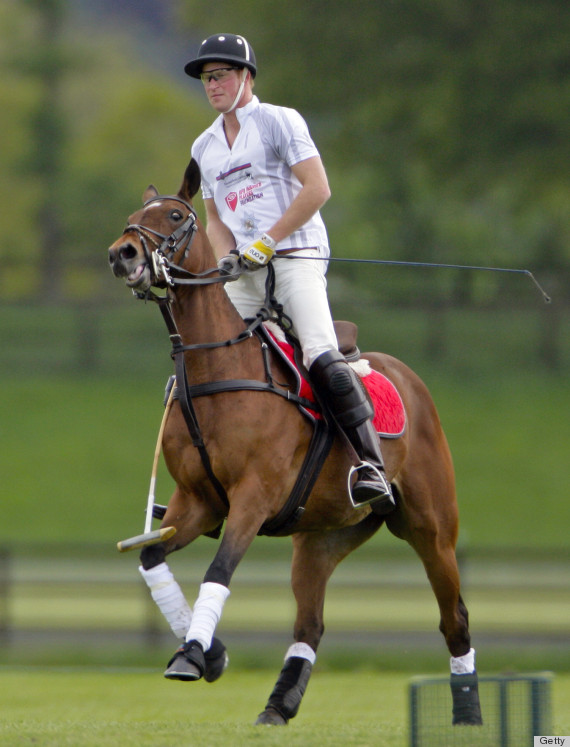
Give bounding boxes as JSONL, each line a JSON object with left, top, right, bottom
{"left": 26, "top": 0, "right": 68, "bottom": 300}
{"left": 0, "top": 0, "right": 212, "bottom": 301}
{"left": 178, "top": 0, "right": 570, "bottom": 304}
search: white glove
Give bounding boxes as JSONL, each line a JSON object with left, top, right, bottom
{"left": 241, "top": 233, "right": 277, "bottom": 270}
{"left": 217, "top": 252, "right": 242, "bottom": 281}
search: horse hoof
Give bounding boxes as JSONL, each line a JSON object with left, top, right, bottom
{"left": 255, "top": 707, "right": 288, "bottom": 726}
{"left": 204, "top": 637, "right": 229, "bottom": 683}
{"left": 164, "top": 640, "right": 205, "bottom": 681}
{"left": 164, "top": 656, "right": 202, "bottom": 681}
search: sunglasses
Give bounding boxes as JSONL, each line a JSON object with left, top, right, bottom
{"left": 199, "top": 67, "right": 238, "bottom": 84}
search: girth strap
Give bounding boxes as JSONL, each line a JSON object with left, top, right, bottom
{"left": 156, "top": 297, "right": 229, "bottom": 509}
{"left": 153, "top": 291, "right": 330, "bottom": 535}
{"left": 171, "top": 332, "right": 230, "bottom": 509}
{"left": 258, "top": 418, "right": 334, "bottom": 536}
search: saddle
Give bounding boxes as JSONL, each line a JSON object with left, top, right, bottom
{"left": 163, "top": 318, "right": 405, "bottom": 538}
{"left": 262, "top": 320, "right": 406, "bottom": 439}
{"left": 252, "top": 320, "right": 407, "bottom": 536}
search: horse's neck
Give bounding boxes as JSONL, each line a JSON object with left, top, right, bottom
{"left": 171, "top": 283, "right": 258, "bottom": 382}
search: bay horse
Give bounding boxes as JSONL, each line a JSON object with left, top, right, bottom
{"left": 108, "top": 158, "right": 482, "bottom": 727}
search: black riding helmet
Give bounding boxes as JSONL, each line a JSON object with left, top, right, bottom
{"left": 185, "top": 33, "right": 257, "bottom": 79}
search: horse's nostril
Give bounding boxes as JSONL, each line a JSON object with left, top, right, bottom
{"left": 120, "top": 244, "right": 138, "bottom": 261}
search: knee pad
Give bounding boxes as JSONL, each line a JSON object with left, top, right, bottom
{"left": 309, "top": 350, "right": 372, "bottom": 428}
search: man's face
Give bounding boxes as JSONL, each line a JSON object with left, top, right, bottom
{"left": 200, "top": 62, "right": 245, "bottom": 113}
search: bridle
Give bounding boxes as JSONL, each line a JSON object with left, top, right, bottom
{"left": 122, "top": 193, "right": 292, "bottom": 335}
{"left": 123, "top": 194, "right": 228, "bottom": 292}
{"left": 120, "top": 193, "right": 258, "bottom": 511}
{"left": 117, "top": 193, "right": 324, "bottom": 530}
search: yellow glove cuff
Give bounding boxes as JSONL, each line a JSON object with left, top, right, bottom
{"left": 243, "top": 233, "right": 276, "bottom": 266}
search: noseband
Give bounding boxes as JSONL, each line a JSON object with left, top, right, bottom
{"left": 123, "top": 195, "right": 200, "bottom": 288}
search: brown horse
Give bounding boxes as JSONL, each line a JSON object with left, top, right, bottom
{"left": 108, "top": 158, "right": 482, "bottom": 727}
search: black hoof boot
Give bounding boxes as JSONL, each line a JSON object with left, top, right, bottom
{"left": 255, "top": 707, "right": 288, "bottom": 726}
{"left": 255, "top": 656, "right": 313, "bottom": 726}
{"left": 164, "top": 639, "right": 205, "bottom": 681}
{"left": 204, "top": 637, "right": 229, "bottom": 683}
{"left": 450, "top": 672, "right": 483, "bottom": 725}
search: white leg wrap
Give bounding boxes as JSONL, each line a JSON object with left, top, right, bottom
{"left": 450, "top": 647, "right": 476, "bottom": 675}
{"left": 138, "top": 563, "right": 192, "bottom": 639}
{"left": 185, "top": 582, "right": 230, "bottom": 651}
{"left": 285, "top": 642, "right": 316, "bottom": 665}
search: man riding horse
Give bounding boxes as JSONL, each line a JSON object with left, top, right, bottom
{"left": 107, "top": 33, "right": 482, "bottom": 726}
{"left": 186, "top": 33, "right": 395, "bottom": 514}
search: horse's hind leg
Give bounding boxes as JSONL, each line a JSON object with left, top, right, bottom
{"left": 256, "top": 513, "right": 384, "bottom": 726}
{"left": 391, "top": 490, "right": 483, "bottom": 725}
{"left": 425, "top": 544, "right": 483, "bottom": 724}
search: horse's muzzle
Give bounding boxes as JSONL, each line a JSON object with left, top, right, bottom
{"left": 108, "top": 241, "right": 151, "bottom": 289}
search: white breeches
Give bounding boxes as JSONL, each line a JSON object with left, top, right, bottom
{"left": 225, "top": 250, "right": 338, "bottom": 369}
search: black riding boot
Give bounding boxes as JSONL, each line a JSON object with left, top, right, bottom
{"left": 309, "top": 350, "right": 395, "bottom": 515}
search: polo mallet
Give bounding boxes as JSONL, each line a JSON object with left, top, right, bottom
{"left": 117, "top": 382, "right": 177, "bottom": 552}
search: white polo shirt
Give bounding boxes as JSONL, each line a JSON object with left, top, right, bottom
{"left": 191, "top": 96, "right": 330, "bottom": 257}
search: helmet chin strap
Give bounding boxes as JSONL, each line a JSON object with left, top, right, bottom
{"left": 222, "top": 68, "right": 248, "bottom": 114}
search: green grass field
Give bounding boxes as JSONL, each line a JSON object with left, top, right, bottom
{"left": 0, "top": 668, "right": 568, "bottom": 746}
{"left": 0, "top": 669, "right": 412, "bottom": 747}
{"left": 1, "top": 370, "right": 569, "bottom": 548}
{"left": 1, "top": 302, "right": 568, "bottom": 743}
{"left": 1, "top": 296, "right": 568, "bottom": 548}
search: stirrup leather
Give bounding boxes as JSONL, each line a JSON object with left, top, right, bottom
{"left": 347, "top": 460, "right": 393, "bottom": 509}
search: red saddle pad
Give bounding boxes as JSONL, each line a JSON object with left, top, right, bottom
{"left": 266, "top": 327, "right": 406, "bottom": 438}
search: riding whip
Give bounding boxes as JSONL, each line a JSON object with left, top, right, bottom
{"left": 277, "top": 254, "right": 551, "bottom": 303}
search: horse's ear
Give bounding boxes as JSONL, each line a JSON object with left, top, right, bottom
{"left": 143, "top": 185, "right": 159, "bottom": 203}
{"left": 180, "top": 158, "right": 201, "bottom": 202}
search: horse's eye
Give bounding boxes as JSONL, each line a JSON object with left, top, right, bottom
{"left": 170, "top": 210, "right": 183, "bottom": 221}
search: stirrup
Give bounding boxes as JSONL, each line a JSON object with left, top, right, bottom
{"left": 347, "top": 461, "right": 394, "bottom": 509}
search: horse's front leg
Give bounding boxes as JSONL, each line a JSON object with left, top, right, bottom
{"left": 164, "top": 486, "right": 270, "bottom": 682}
{"left": 138, "top": 485, "right": 229, "bottom": 683}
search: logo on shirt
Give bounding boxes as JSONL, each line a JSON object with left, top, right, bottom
{"left": 238, "top": 182, "right": 263, "bottom": 205}
{"left": 216, "top": 163, "right": 252, "bottom": 187}
{"left": 225, "top": 192, "right": 238, "bottom": 212}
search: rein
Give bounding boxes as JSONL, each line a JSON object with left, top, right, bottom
{"left": 125, "top": 195, "right": 231, "bottom": 290}
{"left": 130, "top": 199, "right": 316, "bottom": 520}
{"left": 149, "top": 281, "right": 320, "bottom": 522}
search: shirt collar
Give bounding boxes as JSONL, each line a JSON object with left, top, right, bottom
{"left": 235, "top": 95, "right": 259, "bottom": 123}
{"left": 211, "top": 94, "right": 259, "bottom": 138}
